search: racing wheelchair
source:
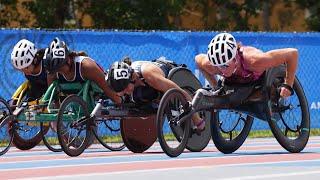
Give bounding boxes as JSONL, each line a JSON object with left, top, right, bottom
{"left": 0, "top": 81, "right": 58, "bottom": 154}
{"left": 55, "top": 59, "right": 212, "bottom": 157}
{"left": 157, "top": 65, "right": 309, "bottom": 157}
{"left": 0, "top": 80, "right": 125, "bottom": 156}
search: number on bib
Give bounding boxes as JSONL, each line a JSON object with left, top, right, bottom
{"left": 114, "top": 69, "right": 130, "bottom": 80}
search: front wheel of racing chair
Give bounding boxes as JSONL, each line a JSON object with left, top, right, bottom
{"left": 57, "top": 95, "right": 92, "bottom": 157}
{"left": 157, "top": 88, "right": 191, "bottom": 157}
{"left": 94, "top": 118, "right": 125, "bottom": 151}
{"left": 266, "top": 67, "right": 310, "bottom": 153}
{"left": 40, "top": 122, "right": 63, "bottom": 152}
{"left": 211, "top": 110, "right": 253, "bottom": 154}
{"left": 0, "top": 97, "right": 13, "bottom": 156}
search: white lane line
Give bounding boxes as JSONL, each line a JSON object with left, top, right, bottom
{"left": 218, "top": 170, "right": 320, "bottom": 180}
{"left": 17, "top": 159, "right": 320, "bottom": 180}
{"left": 0, "top": 151, "right": 284, "bottom": 172}
{"left": 2, "top": 151, "right": 320, "bottom": 173}
{"left": 2, "top": 144, "right": 320, "bottom": 168}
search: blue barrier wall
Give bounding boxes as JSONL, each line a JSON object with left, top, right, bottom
{"left": 0, "top": 29, "right": 319, "bottom": 130}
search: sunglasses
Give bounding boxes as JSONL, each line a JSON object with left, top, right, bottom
{"left": 217, "top": 58, "right": 236, "bottom": 70}
{"left": 218, "top": 64, "right": 230, "bottom": 69}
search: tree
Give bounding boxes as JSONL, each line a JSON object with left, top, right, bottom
{"left": 188, "top": 0, "right": 263, "bottom": 31}
{"left": 0, "top": 0, "right": 18, "bottom": 27}
{"left": 22, "top": 0, "right": 77, "bottom": 28}
{"left": 80, "top": 0, "right": 187, "bottom": 29}
{"left": 294, "top": 0, "right": 320, "bottom": 31}
{"left": 214, "top": 0, "right": 263, "bottom": 31}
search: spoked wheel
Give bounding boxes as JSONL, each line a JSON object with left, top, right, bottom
{"left": 11, "top": 121, "right": 43, "bottom": 150}
{"left": 40, "top": 122, "right": 62, "bottom": 152}
{"left": 268, "top": 77, "right": 310, "bottom": 153}
{"left": 211, "top": 110, "right": 253, "bottom": 154}
{"left": 57, "top": 95, "right": 92, "bottom": 157}
{"left": 0, "top": 97, "right": 13, "bottom": 156}
{"left": 157, "top": 88, "right": 191, "bottom": 157}
{"left": 93, "top": 118, "right": 125, "bottom": 151}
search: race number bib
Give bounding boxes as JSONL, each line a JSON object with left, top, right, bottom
{"left": 114, "top": 69, "right": 130, "bottom": 80}
{"left": 52, "top": 48, "right": 65, "bottom": 59}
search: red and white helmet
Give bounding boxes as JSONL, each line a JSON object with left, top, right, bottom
{"left": 207, "top": 33, "right": 237, "bottom": 66}
{"left": 11, "top": 39, "right": 37, "bottom": 70}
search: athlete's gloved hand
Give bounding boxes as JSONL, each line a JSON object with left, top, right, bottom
{"left": 279, "top": 84, "right": 294, "bottom": 98}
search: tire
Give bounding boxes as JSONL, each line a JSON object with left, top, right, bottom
{"left": 57, "top": 95, "right": 92, "bottom": 157}
{"left": 183, "top": 87, "right": 211, "bottom": 152}
{"left": 168, "top": 67, "right": 211, "bottom": 152}
{"left": 120, "top": 115, "right": 157, "bottom": 153}
{"left": 11, "top": 122, "right": 42, "bottom": 150}
{"left": 157, "top": 88, "right": 191, "bottom": 157}
{"left": 211, "top": 110, "right": 253, "bottom": 154}
{"left": 93, "top": 119, "right": 125, "bottom": 151}
{"left": 41, "top": 122, "right": 62, "bottom": 152}
{"left": 0, "top": 97, "right": 13, "bottom": 156}
{"left": 9, "top": 89, "right": 43, "bottom": 150}
{"left": 268, "top": 77, "right": 310, "bottom": 153}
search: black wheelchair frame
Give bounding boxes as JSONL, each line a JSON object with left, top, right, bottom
{"left": 157, "top": 65, "right": 310, "bottom": 157}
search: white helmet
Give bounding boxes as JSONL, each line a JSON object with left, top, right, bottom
{"left": 11, "top": 39, "right": 37, "bottom": 70}
{"left": 207, "top": 33, "right": 237, "bottom": 66}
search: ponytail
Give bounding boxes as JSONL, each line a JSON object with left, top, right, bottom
{"left": 68, "top": 51, "right": 88, "bottom": 59}
{"left": 122, "top": 56, "right": 132, "bottom": 65}
{"left": 33, "top": 48, "right": 46, "bottom": 66}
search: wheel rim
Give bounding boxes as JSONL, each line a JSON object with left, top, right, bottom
{"left": 0, "top": 100, "right": 12, "bottom": 155}
{"left": 59, "top": 99, "right": 88, "bottom": 152}
{"left": 270, "top": 81, "right": 307, "bottom": 140}
{"left": 94, "top": 118, "right": 125, "bottom": 151}
{"left": 158, "top": 89, "right": 190, "bottom": 156}
{"left": 217, "top": 110, "right": 249, "bottom": 141}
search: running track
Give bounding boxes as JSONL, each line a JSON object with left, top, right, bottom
{"left": 1, "top": 137, "right": 320, "bottom": 180}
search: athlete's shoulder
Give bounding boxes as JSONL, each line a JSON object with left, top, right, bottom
{"left": 195, "top": 53, "right": 207, "bottom": 61}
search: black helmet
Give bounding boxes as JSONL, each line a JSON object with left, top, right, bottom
{"left": 43, "top": 37, "right": 69, "bottom": 73}
{"left": 107, "top": 61, "right": 133, "bottom": 92}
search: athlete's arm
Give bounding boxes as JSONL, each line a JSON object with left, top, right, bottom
{"left": 246, "top": 48, "right": 298, "bottom": 87}
{"left": 81, "top": 58, "right": 122, "bottom": 104}
{"left": 141, "top": 63, "right": 192, "bottom": 101}
{"left": 47, "top": 73, "right": 57, "bottom": 86}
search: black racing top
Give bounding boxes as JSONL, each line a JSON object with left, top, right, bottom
{"left": 131, "top": 61, "right": 172, "bottom": 104}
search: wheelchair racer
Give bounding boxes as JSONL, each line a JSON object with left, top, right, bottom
{"left": 44, "top": 38, "right": 121, "bottom": 104}
{"left": 195, "top": 32, "right": 298, "bottom": 98}
{"left": 107, "top": 57, "right": 205, "bottom": 132}
{"left": 11, "top": 39, "right": 47, "bottom": 102}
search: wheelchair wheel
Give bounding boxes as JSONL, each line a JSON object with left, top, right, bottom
{"left": 93, "top": 119, "right": 125, "bottom": 151}
{"left": 157, "top": 88, "right": 191, "bottom": 157}
{"left": 0, "top": 97, "right": 13, "bottom": 156}
{"left": 121, "top": 115, "right": 156, "bottom": 153}
{"left": 211, "top": 110, "right": 253, "bottom": 154}
{"left": 11, "top": 122, "right": 43, "bottom": 150}
{"left": 40, "top": 122, "right": 62, "bottom": 152}
{"left": 183, "top": 87, "right": 211, "bottom": 152}
{"left": 57, "top": 95, "right": 92, "bottom": 157}
{"left": 168, "top": 67, "right": 211, "bottom": 153}
{"left": 268, "top": 77, "right": 310, "bottom": 153}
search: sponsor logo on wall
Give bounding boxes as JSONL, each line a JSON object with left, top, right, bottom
{"left": 311, "top": 102, "right": 320, "bottom": 109}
